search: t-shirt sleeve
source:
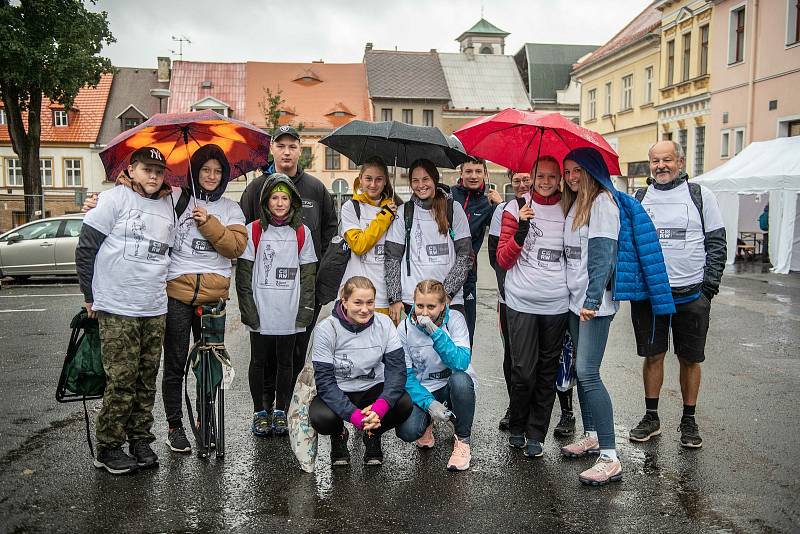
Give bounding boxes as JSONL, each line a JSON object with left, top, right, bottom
{"left": 452, "top": 201, "right": 471, "bottom": 240}
{"left": 339, "top": 200, "right": 359, "bottom": 234}
{"left": 385, "top": 203, "right": 405, "bottom": 245}
{"left": 489, "top": 203, "right": 505, "bottom": 237}
{"left": 299, "top": 224, "right": 317, "bottom": 264}
{"left": 588, "top": 193, "right": 620, "bottom": 240}
{"left": 397, "top": 321, "right": 411, "bottom": 367}
{"left": 311, "top": 319, "right": 336, "bottom": 365}
{"left": 240, "top": 222, "right": 255, "bottom": 261}
{"left": 700, "top": 186, "right": 725, "bottom": 232}
{"left": 383, "top": 315, "right": 403, "bottom": 354}
{"left": 82, "top": 188, "right": 118, "bottom": 236}
{"left": 448, "top": 310, "right": 471, "bottom": 350}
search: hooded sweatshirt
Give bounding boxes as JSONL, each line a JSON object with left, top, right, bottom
{"left": 451, "top": 179, "right": 495, "bottom": 285}
{"left": 236, "top": 174, "right": 317, "bottom": 334}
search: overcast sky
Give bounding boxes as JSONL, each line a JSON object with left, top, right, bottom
{"left": 91, "top": 0, "right": 652, "bottom": 67}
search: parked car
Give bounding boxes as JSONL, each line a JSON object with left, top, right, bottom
{"left": 0, "top": 214, "right": 85, "bottom": 280}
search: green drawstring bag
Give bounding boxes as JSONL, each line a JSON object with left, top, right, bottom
{"left": 57, "top": 309, "right": 105, "bottom": 400}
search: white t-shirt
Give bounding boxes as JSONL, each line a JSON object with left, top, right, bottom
{"left": 398, "top": 309, "right": 477, "bottom": 393}
{"left": 338, "top": 200, "right": 394, "bottom": 308}
{"left": 489, "top": 202, "right": 507, "bottom": 304}
{"left": 83, "top": 185, "right": 176, "bottom": 317}
{"left": 240, "top": 222, "right": 317, "bottom": 335}
{"left": 502, "top": 194, "right": 569, "bottom": 315}
{"left": 640, "top": 181, "right": 725, "bottom": 287}
{"left": 312, "top": 312, "right": 402, "bottom": 393}
{"left": 564, "top": 193, "right": 620, "bottom": 316}
{"left": 385, "top": 200, "right": 471, "bottom": 305}
{"left": 168, "top": 188, "right": 246, "bottom": 280}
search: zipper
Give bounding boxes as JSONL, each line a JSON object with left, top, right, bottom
{"left": 190, "top": 273, "right": 201, "bottom": 305}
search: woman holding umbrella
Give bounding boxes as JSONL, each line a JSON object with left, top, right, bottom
{"left": 384, "top": 159, "right": 472, "bottom": 324}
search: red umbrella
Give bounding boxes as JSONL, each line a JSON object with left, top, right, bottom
{"left": 453, "top": 108, "right": 621, "bottom": 175}
{"left": 99, "top": 110, "right": 271, "bottom": 187}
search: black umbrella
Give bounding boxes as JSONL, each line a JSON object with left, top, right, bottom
{"left": 319, "top": 120, "right": 471, "bottom": 170}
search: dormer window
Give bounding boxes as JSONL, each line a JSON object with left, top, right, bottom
{"left": 54, "top": 110, "right": 68, "bottom": 127}
{"left": 292, "top": 69, "right": 322, "bottom": 85}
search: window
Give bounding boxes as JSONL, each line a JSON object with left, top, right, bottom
{"left": 380, "top": 108, "right": 392, "bottom": 121}
{"left": 348, "top": 158, "right": 358, "bottom": 170}
{"left": 62, "top": 219, "right": 83, "bottom": 238}
{"left": 5, "top": 220, "right": 61, "bottom": 241}
{"left": 621, "top": 75, "right": 633, "bottom": 110}
{"left": 721, "top": 130, "right": 731, "bottom": 158}
{"left": 402, "top": 109, "right": 413, "bottom": 124}
{"left": 40, "top": 159, "right": 53, "bottom": 187}
{"left": 53, "top": 110, "right": 68, "bottom": 127}
{"left": 423, "top": 109, "right": 434, "bottom": 127}
{"left": 694, "top": 126, "right": 705, "bottom": 176}
{"left": 788, "top": 120, "right": 800, "bottom": 136}
{"left": 587, "top": 89, "right": 597, "bottom": 120}
{"left": 682, "top": 32, "right": 692, "bottom": 81}
{"left": 301, "top": 146, "right": 313, "bottom": 165}
{"left": 729, "top": 6, "right": 746, "bottom": 64}
{"left": 480, "top": 45, "right": 494, "bottom": 54}
{"left": 604, "top": 82, "right": 612, "bottom": 115}
{"left": 644, "top": 67, "right": 653, "bottom": 103}
{"left": 666, "top": 40, "right": 675, "bottom": 86}
{"left": 64, "top": 158, "right": 82, "bottom": 186}
{"left": 0, "top": 108, "right": 6, "bottom": 125}
{"left": 6, "top": 158, "right": 22, "bottom": 186}
{"left": 122, "top": 117, "right": 141, "bottom": 131}
{"left": 325, "top": 147, "right": 340, "bottom": 170}
{"left": 678, "top": 129, "right": 688, "bottom": 159}
{"left": 734, "top": 128, "right": 745, "bottom": 155}
{"left": 699, "top": 26, "right": 710, "bottom": 75}
{"left": 788, "top": 0, "right": 800, "bottom": 45}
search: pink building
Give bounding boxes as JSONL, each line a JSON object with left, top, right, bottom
{"left": 707, "top": 0, "right": 800, "bottom": 170}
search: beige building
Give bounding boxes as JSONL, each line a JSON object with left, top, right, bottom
{"left": 654, "top": 0, "right": 714, "bottom": 177}
{"left": 706, "top": 0, "right": 800, "bottom": 170}
{"left": 572, "top": 2, "right": 663, "bottom": 191}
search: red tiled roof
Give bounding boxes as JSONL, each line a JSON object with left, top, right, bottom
{"left": 572, "top": 1, "right": 661, "bottom": 73}
{"left": 167, "top": 61, "right": 246, "bottom": 117}
{"left": 0, "top": 73, "right": 113, "bottom": 144}
{"left": 244, "top": 61, "right": 370, "bottom": 130}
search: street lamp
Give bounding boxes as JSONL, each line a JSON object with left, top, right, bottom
{"left": 150, "top": 88, "right": 171, "bottom": 113}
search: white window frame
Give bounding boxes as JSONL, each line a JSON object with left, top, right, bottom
{"left": 423, "top": 109, "right": 434, "bottom": 127}
{"left": 681, "top": 31, "right": 692, "bottom": 82}
{"left": 720, "top": 129, "right": 731, "bottom": 158}
{"left": 6, "top": 157, "right": 23, "bottom": 186}
{"left": 0, "top": 108, "right": 6, "bottom": 125}
{"left": 64, "top": 158, "right": 82, "bottom": 187}
{"left": 733, "top": 127, "right": 745, "bottom": 155}
{"left": 621, "top": 74, "right": 633, "bottom": 111}
{"left": 728, "top": 3, "right": 747, "bottom": 65}
{"left": 694, "top": 126, "right": 705, "bottom": 176}
{"left": 40, "top": 158, "right": 53, "bottom": 187}
{"left": 643, "top": 66, "right": 653, "bottom": 104}
{"left": 402, "top": 109, "right": 413, "bottom": 124}
{"left": 53, "top": 110, "right": 68, "bottom": 127}
{"left": 604, "top": 82, "right": 612, "bottom": 116}
{"left": 777, "top": 114, "right": 800, "bottom": 136}
{"left": 788, "top": 0, "right": 800, "bottom": 46}
{"left": 380, "top": 108, "right": 392, "bottom": 122}
{"left": 587, "top": 88, "right": 597, "bottom": 120}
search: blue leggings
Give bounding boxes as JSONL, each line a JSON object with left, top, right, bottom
{"left": 568, "top": 312, "right": 616, "bottom": 450}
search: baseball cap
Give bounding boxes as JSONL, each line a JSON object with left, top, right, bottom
{"left": 130, "top": 146, "right": 169, "bottom": 168}
{"left": 272, "top": 125, "right": 301, "bottom": 142}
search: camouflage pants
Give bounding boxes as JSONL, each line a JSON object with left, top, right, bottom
{"left": 96, "top": 312, "right": 166, "bottom": 452}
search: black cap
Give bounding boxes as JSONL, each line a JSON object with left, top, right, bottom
{"left": 130, "top": 146, "right": 168, "bottom": 168}
{"left": 272, "top": 125, "right": 301, "bottom": 142}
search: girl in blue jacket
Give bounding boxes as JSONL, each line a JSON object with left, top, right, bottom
{"left": 396, "top": 279, "right": 477, "bottom": 471}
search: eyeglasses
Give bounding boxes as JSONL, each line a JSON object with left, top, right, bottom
{"left": 511, "top": 178, "right": 533, "bottom": 186}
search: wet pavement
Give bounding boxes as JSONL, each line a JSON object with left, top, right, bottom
{"left": 0, "top": 254, "right": 798, "bottom": 533}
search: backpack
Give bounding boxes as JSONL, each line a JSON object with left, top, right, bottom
{"left": 758, "top": 210, "right": 769, "bottom": 232}
{"left": 404, "top": 193, "right": 455, "bottom": 276}
{"left": 56, "top": 308, "right": 106, "bottom": 456}
{"left": 251, "top": 219, "right": 306, "bottom": 253}
{"left": 635, "top": 182, "right": 705, "bottom": 233}
{"left": 316, "top": 200, "right": 361, "bottom": 306}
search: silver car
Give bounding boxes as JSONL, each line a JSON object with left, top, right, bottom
{"left": 0, "top": 214, "right": 84, "bottom": 280}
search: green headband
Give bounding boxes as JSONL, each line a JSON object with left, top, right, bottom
{"left": 270, "top": 183, "right": 292, "bottom": 196}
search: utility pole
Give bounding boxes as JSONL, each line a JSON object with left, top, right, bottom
{"left": 170, "top": 35, "right": 191, "bottom": 60}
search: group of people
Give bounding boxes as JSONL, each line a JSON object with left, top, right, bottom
{"left": 76, "top": 124, "right": 726, "bottom": 486}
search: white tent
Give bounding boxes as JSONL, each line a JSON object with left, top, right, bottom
{"left": 693, "top": 136, "right": 800, "bottom": 274}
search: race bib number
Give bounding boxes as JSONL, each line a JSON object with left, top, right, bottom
{"left": 537, "top": 248, "right": 563, "bottom": 271}
{"left": 364, "top": 243, "right": 385, "bottom": 264}
{"left": 274, "top": 267, "right": 298, "bottom": 288}
{"left": 426, "top": 243, "right": 449, "bottom": 265}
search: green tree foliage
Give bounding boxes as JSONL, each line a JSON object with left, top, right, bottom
{"left": 0, "top": 0, "right": 114, "bottom": 221}
{"left": 258, "top": 87, "right": 314, "bottom": 170}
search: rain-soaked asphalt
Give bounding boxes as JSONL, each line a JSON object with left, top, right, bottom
{"left": 0, "top": 253, "right": 798, "bottom": 533}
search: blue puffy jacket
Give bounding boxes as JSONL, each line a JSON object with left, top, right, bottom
{"left": 564, "top": 148, "right": 675, "bottom": 316}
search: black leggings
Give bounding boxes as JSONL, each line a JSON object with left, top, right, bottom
{"left": 309, "top": 383, "right": 413, "bottom": 436}
{"left": 249, "top": 332, "right": 296, "bottom": 412}
{"left": 162, "top": 297, "right": 201, "bottom": 429}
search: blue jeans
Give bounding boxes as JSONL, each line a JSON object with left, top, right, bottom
{"left": 568, "top": 312, "right": 616, "bottom": 450}
{"left": 396, "top": 371, "right": 475, "bottom": 441}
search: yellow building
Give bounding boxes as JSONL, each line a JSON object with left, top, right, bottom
{"left": 655, "top": 0, "right": 714, "bottom": 177}
{"left": 572, "top": 2, "right": 663, "bottom": 192}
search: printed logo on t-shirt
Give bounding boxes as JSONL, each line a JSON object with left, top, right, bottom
{"left": 429, "top": 368, "right": 452, "bottom": 380}
{"left": 354, "top": 369, "right": 376, "bottom": 380}
{"left": 333, "top": 353, "right": 354, "bottom": 379}
{"left": 191, "top": 238, "right": 215, "bottom": 254}
{"left": 537, "top": 248, "right": 563, "bottom": 269}
{"left": 302, "top": 199, "right": 314, "bottom": 209}
{"left": 174, "top": 216, "right": 194, "bottom": 253}
{"left": 565, "top": 245, "right": 581, "bottom": 269}
{"left": 261, "top": 244, "right": 276, "bottom": 285}
{"left": 364, "top": 243, "right": 385, "bottom": 264}
{"left": 647, "top": 203, "right": 689, "bottom": 250}
{"left": 123, "top": 209, "right": 170, "bottom": 264}
{"left": 275, "top": 267, "right": 298, "bottom": 286}
{"left": 408, "top": 348, "right": 426, "bottom": 371}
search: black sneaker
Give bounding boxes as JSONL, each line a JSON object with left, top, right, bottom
{"left": 129, "top": 440, "right": 159, "bottom": 469}
{"left": 167, "top": 427, "right": 191, "bottom": 453}
{"left": 523, "top": 439, "right": 544, "bottom": 458}
{"left": 498, "top": 407, "right": 511, "bottom": 431}
{"left": 330, "top": 427, "right": 350, "bottom": 466}
{"left": 553, "top": 411, "right": 576, "bottom": 437}
{"left": 678, "top": 416, "right": 703, "bottom": 449}
{"left": 363, "top": 432, "right": 384, "bottom": 466}
{"left": 629, "top": 413, "right": 662, "bottom": 442}
{"left": 93, "top": 447, "right": 138, "bottom": 475}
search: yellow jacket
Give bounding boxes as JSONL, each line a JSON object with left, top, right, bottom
{"left": 343, "top": 192, "right": 396, "bottom": 256}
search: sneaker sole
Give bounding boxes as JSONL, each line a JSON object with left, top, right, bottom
{"left": 509, "top": 438, "right": 526, "bottom": 449}
{"left": 136, "top": 460, "right": 159, "bottom": 469}
{"left": 680, "top": 440, "right": 703, "bottom": 449}
{"left": 628, "top": 428, "right": 662, "bottom": 442}
{"left": 523, "top": 451, "right": 544, "bottom": 458}
{"left": 579, "top": 473, "right": 623, "bottom": 486}
{"left": 415, "top": 442, "right": 435, "bottom": 449}
{"left": 364, "top": 458, "right": 383, "bottom": 466}
{"left": 561, "top": 448, "right": 601, "bottom": 459}
{"left": 93, "top": 459, "right": 137, "bottom": 475}
{"left": 167, "top": 441, "right": 192, "bottom": 453}
{"left": 447, "top": 462, "right": 470, "bottom": 471}
{"left": 331, "top": 458, "right": 350, "bottom": 466}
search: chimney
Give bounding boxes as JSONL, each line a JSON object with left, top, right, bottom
{"left": 464, "top": 44, "right": 475, "bottom": 60}
{"left": 365, "top": 42, "right": 373, "bottom": 51}
{"left": 157, "top": 56, "right": 171, "bottom": 82}
{"left": 430, "top": 48, "right": 437, "bottom": 53}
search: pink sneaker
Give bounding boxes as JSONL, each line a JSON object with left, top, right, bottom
{"left": 561, "top": 433, "right": 600, "bottom": 458}
{"left": 578, "top": 455, "right": 623, "bottom": 486}
{"left": 447, "top": 437, "right": 471, "bottom": 471}
{"left": 415, "top": 424, "right": 435, "bottom": 449}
